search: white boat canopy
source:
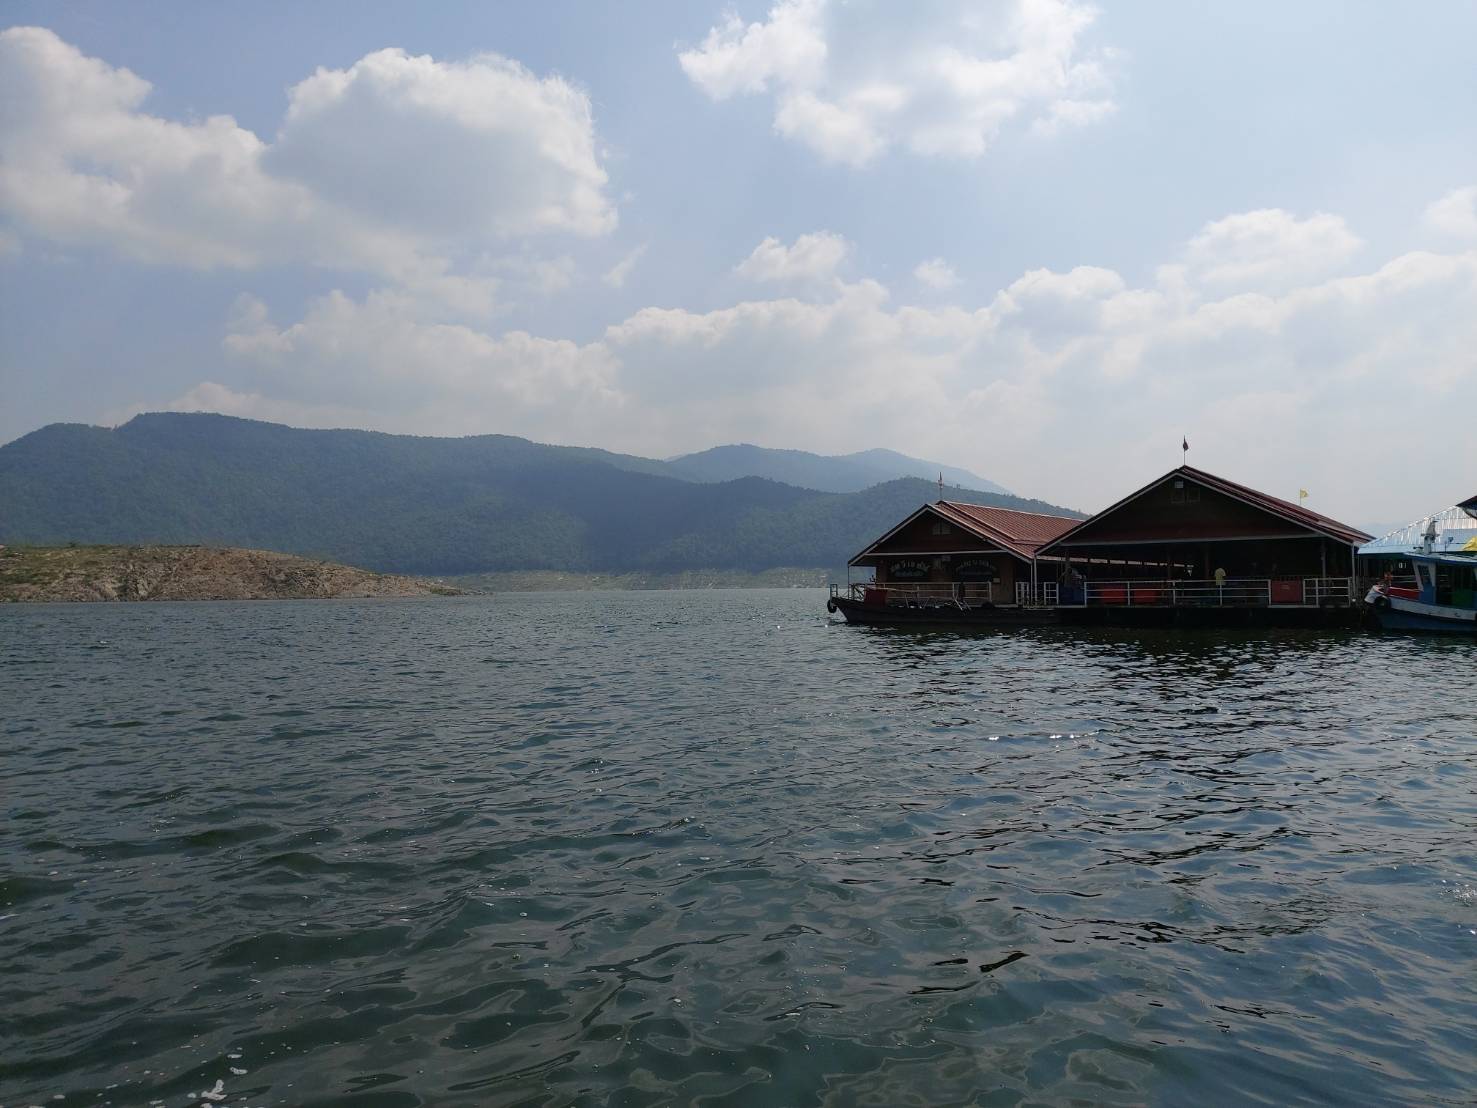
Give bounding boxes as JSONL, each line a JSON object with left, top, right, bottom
{"left": 1359, "top": 495, "right": 1477, "bottom": 557}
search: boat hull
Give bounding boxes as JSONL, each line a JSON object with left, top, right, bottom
{"left": 1370, "top": 596, "right": 1477, "bottom": 634}
{"left": 828, "top": 596, "right": 1059, "bottom": 627}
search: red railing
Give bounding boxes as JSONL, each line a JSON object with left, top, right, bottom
{"left": 1073, "top": 577, "right": 1354, "bottom": 607}
{"left": 829, "top": 577, "right": 1357, "bottom": 609}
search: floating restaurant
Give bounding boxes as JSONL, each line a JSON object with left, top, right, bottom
{"left": 830, "top": 500, "right": 1079, "bottom": 625}
{"left": 829, "top": 465, "right": 1373, "bottom": 627}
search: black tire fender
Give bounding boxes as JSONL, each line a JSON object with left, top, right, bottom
{"left": 1373, "top": 595, "right": 1390, "bottom": 610}
{"left": 826, "top": 598, "right": 839, "bottom": 613}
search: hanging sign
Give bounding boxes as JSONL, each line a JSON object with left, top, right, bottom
{"left": 952, "top": 557, "right": 1000, "bottom": 582}
{"left": 888, "top": 559, "right": 932, "bottom": 581}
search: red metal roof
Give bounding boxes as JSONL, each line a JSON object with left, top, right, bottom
{"left": 1039, "top": 465, "right": 1372, "bottom": 552}
{"left": 851, "top": 500, "right": 1081, "bottom": 565}
{"left": 934, "top": 501, "right": 1081, "bottom": 558}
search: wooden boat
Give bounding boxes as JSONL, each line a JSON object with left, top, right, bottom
{"left": 1364, "top": 554, "right": 1477, "bottom": 634}
{"left": 1360, "top": 496, "right": 1477, "bottom": 634}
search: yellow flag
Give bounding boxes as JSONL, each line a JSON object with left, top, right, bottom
{"left": 1299, "top": 489, "right": 1309, "bottom": 500}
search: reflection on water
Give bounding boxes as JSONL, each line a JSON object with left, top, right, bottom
{"left": 2, "top": 592, "right": 1475, "bottom": 1106}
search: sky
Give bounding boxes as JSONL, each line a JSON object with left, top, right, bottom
{"left": 2, "top": 1, "right": 1475, "bottom": 528}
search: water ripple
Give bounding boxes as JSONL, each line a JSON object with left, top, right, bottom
{"left": 2, "top": 593, "right": 1475, "bottom": 1105}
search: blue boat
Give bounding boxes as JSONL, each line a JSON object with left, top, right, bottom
{"left": 1360, "top": 495, "right": 1477, "bottom": 634}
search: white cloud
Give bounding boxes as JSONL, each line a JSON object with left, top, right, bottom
{"left": 914, "top": 257, "right": 960, "bottom": 290}
{"left": 1029, "top": 96, "right": 1116, "bottom": 137}
{"left": 483, "top": 253, "right": 579, "bottom": 296}
{"left": 220, "top": 290, "right": 622, "bottom": 429}
{"left": 772, "top": 91, "right": 887, "bottom": 165}
{"left": 603, "top": 245, "right": 647, "bottom": 288}
{"left": 676, "top": 0, "right": 828, "bottom": 100}
{"left": 992, "top": 264, "right": 1126, "bottom": 342}
{"left": 1183, "top": 209, "right": 1363, "bottom": 292}
{"left": 735, "top": 231, "right": 849, "bottom": 283}
{"left": 0, "top": 27, "right": 615, "bottom": 302}
{"left": 679, "top": 0, "right": 1116, "bottom": 165}
{"left": 1424, "top": 186, "right": 1477, "bottom": 239}
{"left": 266, "top": 47, "right": 613, "bottom": 239}
{"left": 184, "top": 202, "right": 1477, "bottom": 525}
{"left": 0, "top": 26, "right": 307, "bottom": 269}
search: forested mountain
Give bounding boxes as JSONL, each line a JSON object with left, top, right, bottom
{"left": 667, "top": 443, "right": 1010, "bottom": 494}
{"left": 0, "top": 414, "right": 1077, "bottom": 575}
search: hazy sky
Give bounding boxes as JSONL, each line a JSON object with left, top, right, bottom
{"left": 2, "top": 1, "right": 1475, "bottom": 525}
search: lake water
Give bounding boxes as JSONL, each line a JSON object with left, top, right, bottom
{"left": 3, "top": 590, "right": 1476, "bottom": 1106}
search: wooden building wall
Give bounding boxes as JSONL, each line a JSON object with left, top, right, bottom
{"left": 1061, "top": 480, "right": 1309, "bottom": 544}
{"left": 867, "top": 512, "right": 1025, "bottom": 596}
{"left": 1049, "top": 478, "right": 1357, "bottom": 577}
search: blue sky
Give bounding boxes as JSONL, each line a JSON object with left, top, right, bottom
{"left": 2, "top": 1, "right": 1475, "bottom": 526}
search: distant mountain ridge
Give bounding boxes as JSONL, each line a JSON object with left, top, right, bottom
{"left": 667, "top": 443, "right": 1010, "bottom": 494}
{"left": 0, "top": 413, "right": 1076, "bottom": 576}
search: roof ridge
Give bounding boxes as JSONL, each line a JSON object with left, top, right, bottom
{"left": 939, "top": 499, "right": 1077, "bottom": 521}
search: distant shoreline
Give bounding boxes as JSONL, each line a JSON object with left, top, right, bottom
{"left": 0, "top": 545, "right": 462, "bottom": 603}
{"left": 0, "top": 545, "right": 834, "bottom": 602}
{"left": 448, "top": 568, "right": 831, "bottom": 592}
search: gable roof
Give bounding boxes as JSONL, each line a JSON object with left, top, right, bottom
{"left": 851, "top": 500, "right": 1080, "bottom": 565}
{"left": 935, "top": 501, "right": 1082, "bottom": 557}
{"left": 1038, "top": 465, "right": 1372, "bottom": 553}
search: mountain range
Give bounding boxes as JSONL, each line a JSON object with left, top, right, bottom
{"left": 665, "top": 444, "right": 1009, "bottom": 494}
{"left": 0, "top": 414, "right": 1077, "bottom": 576}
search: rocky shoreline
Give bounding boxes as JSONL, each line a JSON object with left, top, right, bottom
{"left": 0, "top": 545, "right": 462, "bottom": 602}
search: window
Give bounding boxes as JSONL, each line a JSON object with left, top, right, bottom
{"left": 931, "top": 520, "right": 951, "bottom": 535}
